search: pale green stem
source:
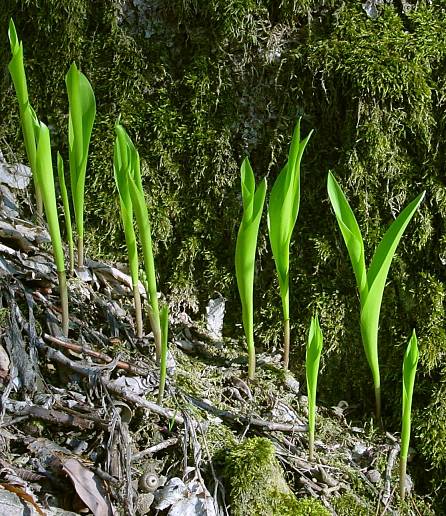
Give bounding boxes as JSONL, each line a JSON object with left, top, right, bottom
{"left": 77, "top": 237, "right": 84, "bottom": 269}
{"left": 283, "top": 318, "right": 290, "bottom": 370}
{"left": 133, "top": 285, "right": 143, "bottom": 339}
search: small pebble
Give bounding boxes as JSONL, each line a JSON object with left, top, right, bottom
{"left": 367, "top": 469, "right": 381, "bottom": 483}
{"left": 136, "top": 493, "right": 155, "bottom": 515}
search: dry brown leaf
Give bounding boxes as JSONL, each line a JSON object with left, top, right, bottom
{"left": 62, "top": 458, "right": 113, "bottom": 516}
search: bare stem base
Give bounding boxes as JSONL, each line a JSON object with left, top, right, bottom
{"left": 77, "top": 238, "right": 84, "bottom": 269}
{"left": 283, "top": 318, "right": 290, "bottom": 370}
{"left": 375, "top": 385, "right": 382, "bottom": 424}
{"left": 400, "top": 457, "right": 407, "bottom": 500}
{"left": 57, "top": 270, "right": 69, "bottom": 337}
{"left": 309, "top": 432, "right": 314, "bottom": 462}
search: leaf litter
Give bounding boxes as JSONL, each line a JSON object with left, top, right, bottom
{"left": 0, "top": 150, "right": 434, "bottom": 515}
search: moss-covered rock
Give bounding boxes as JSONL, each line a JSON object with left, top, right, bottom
{"left": 1, "top": 0, "right": 446, "bottom": 508}
{"left": 223, "top": 436, "right": 329, "bottom": 516}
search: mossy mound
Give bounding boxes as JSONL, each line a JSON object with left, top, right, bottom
{"left": 223, "top": 437, "right": 329, "bottom": 516}
{"left": 1, "top": 0, "right": 446, "bottom": 508}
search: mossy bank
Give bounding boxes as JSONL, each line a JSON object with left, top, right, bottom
{"left": 1, "top": 0, "right": 446, "bottom": 509}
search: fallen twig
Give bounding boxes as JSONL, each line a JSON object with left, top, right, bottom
{"left": 8, "top": 404, "right": 94, "bottom": 430}
{"left": 41, "top": 344, "right": 185, "bottom": 426}
{"left": 43, "top": 334, "right": 148, "bottom": 376}
{"left": 132, "top": 438, "right": 179, "bottom": 462}
{"left": 185, "top": 394, "right": 308, "bottom": 433}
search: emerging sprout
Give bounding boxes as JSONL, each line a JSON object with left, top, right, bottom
{"left": 65, "top": 62, "right": 96, "bottom": 269}
{"left": 268, "top": 118, "right": 313, "bottom": 370}
{"left": 158, "top": 305, "right": 169, "bottom": 404}
{"left": 235, "top": 158, "right": 267, "bottom": 380}
{"left": 33, "top": 117, "right": 69, "bottom": 336}
{"left": 114, "top": 123, "right": 143, "bottom": 338}
{"left": 400, "top": 329, "right": 419, "bottom": 500}
{"left": 306, "top": 314, "right": 323, "bottom": 461}
{"left": 57, "top": 152, "right": 74, "bottom": 276}
{"left": 115, "top": 122, "right": 162, "bottom": 359}
{"left": 8, "top": 18, "right": 42, "bottom": 216}
{"left": 328, "top": 172, "right": 425, "bottom": 420}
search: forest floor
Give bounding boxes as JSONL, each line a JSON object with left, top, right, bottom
{"left": 0, "top": 151, "right": 436, "bottom": 515}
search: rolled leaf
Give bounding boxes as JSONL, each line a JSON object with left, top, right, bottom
{"left": 57, "top": 152, "right": 74, "bottom": 275}
{"left": 306, "top": 314, "right": 323, "bottom": 461}
{"left": 235, "top": 158, "right": 267, "bottom": 380}
{"left": 33, "top": 120, "right": 64, "bottom": 274}
{"left": 268, "top": 119, "right": 313, "bottom": 320}
{"left": 8, "top": 18, "right": 41, "bottom": 213}
{"left": 66, "top": 62, "right": 96, "bottom": 264}
{"left": 400, "top": 329, "right": 419, "bottom": 499}
{"left": 401, "top": 329, "right": 419, "bottom": 461}
{"left": 114, "top": 124, "right": 139, "bottom": 289}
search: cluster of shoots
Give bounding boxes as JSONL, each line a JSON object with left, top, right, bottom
{"left": 8, "top": 19, "right": 423, "bottom": 491}
{"left": 113, "top": 122, "right": 162, "bottom": 359}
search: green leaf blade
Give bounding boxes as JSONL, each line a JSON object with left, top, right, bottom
{"left": 327, "top": 172, "right": 367, "bottom": 296}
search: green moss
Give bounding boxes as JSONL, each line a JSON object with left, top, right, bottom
{"left": 223, "top": 437, "right": 329, "bottom": 516}
{"left": 0, "top": 308, "right": 9, "bottom": 330}
{"left": 331, "top": 493, "right": 370, "bottom": 516}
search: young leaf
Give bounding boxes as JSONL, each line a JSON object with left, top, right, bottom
{"left": 114, "top": 123, "right": 143, "bottom": 338}
{"left": 235, "top": 158, "right": 267, "bottom": 380}
{"left": 400, "top": 330, "right": 419, "bottom": 500}
{"left": 57, "top": 152, "right": 74, "bottom": 275}
{"left": 66, "top": 62, "right": 96, "bottom": 268}
{"left": 306, "top": 314, "right": 323, "bottom": 461}
{"left": 268, "top": 118, "right": 313, "bottom": 369}
{"left": 8, "top": 18, "right": 42, "bottom": 216}
{"left": 328, "top": 171, "right": 425, "bottom": 420}
{"left": 33, "top": 118, "right": 69, "bottom": 336}
{"left": 327, "top": 172, "right": 367, "bottom": 295}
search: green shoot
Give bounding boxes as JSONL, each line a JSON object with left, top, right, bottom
{"left": 306, "top": 314, "right": 323, "bottom": 462}
{"left": 116, "top": 122, "right": 162, "bottom": 360}
{"left": 33, "top": 116, "right": 69, "bottom": 336}
{"left": 328, "top": 172, "right": 425, "bottom": 420}
{"left": 8, "top": 18, "right": 42, "bottom": 217}
{"left": 235, "top": 158, "right": 267, "bottom": 380}
{"left": 267, "top": 118, "right": 313, "bottom": 370}
{"left": 65, "top": 62, "right": 96, "bottom": 269}
{"left": 158, "top": 305, "right": 169, "bottom": 404}
{"left": 400, "top": 329, "right": 419, "bottom": 500}
{"left": 57, "top": 152, "right": 74, "bottom": 276}
{"left": 114, "top": 123, "right": 143, "bottom": 338}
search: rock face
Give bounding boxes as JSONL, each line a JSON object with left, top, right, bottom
{"left": 1, "top": 1, "right": 446, "bottom": 508}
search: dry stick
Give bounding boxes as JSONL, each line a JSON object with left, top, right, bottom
{"left": 8, "top": 404, "right": 94, "bottom": 430}
{"left": 43, "top": 333, "right": 148, "bottom": 376}
{"left": 132, "top": 438, "right": 179, "bottom": 462}
{"left": 42, "top": 344, "right": 184, "bottom": 426}
{"left": 383, "top": 444, "right": 400, "bottom": 508}
{"left": 185, "top": 394, "right": 308, "bottom": 433}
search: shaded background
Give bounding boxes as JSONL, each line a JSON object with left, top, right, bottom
{"left": 1, "top": 0, "right": 445, "bottom": 507}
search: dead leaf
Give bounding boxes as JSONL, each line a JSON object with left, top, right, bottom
{"left": 62, "top": 458, "right": 114, "bottom": 516}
